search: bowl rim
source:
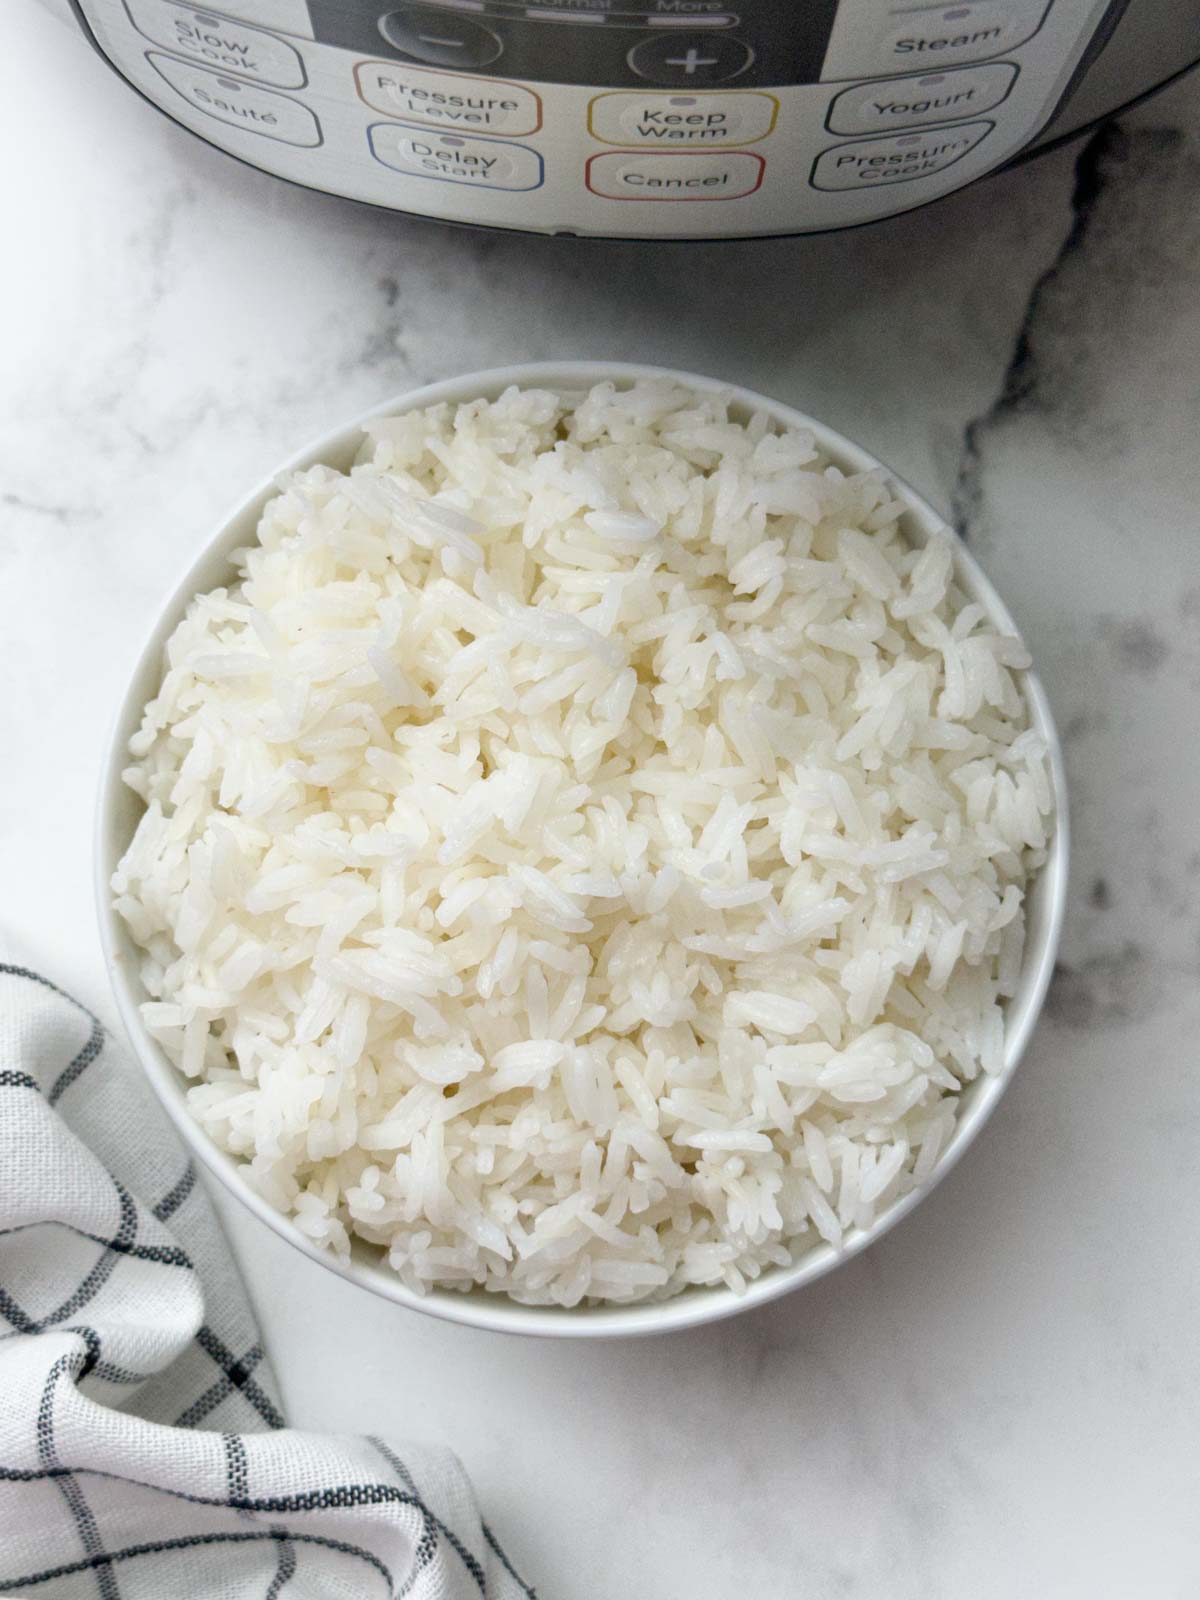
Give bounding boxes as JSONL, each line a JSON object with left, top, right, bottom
{"left": 95, "top": 360, "right": 1069, "bottom": 1339}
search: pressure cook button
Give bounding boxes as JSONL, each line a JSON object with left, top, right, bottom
{"left": 147, "top": 52, "right": 321, "bottom": 142}
{"left": 827, "top": 62, "right": 1016, "bottom": 135}
{"left": 123, "top": 0, "right": 306, "bottom": 87}
{"left": 627, "top": 32, "right": 753, "bottom": 85}
{"left": 586, "top": 150, "right": 764, "bottom": 200}
{"left": 378, "top": 8, "right": 503, "bottom": 68}
{"left": 810, "top": 121, "right": 992, "bottom": 189}
{"left": 355, "top": 61, "right": 541, "bottom": 135}
{"left": 369, "top": 124, "right": 543, "bottom": 188}
{"left": 588, "top": 90, "right": 777, "bottom": 146}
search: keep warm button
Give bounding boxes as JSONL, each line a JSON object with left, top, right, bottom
{"left": 369, "top": 124, "right": 544, "bottom": 190}
{"left": 586, "top": 150, "right": 764, "bottom": 201}
{"left": 810, "top": 121, "right": 992, "bottom": 190}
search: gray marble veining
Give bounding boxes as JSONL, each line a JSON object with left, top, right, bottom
{"left": 4, "top": 4, "right": 1200, "bottom": 1593}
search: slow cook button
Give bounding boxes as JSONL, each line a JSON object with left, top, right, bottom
{"left": 123, "top": 0, "right": 306, "bottom": 87}
{"left": 588, "top": 90, "right": 778, "bottom": 147}
{"left": 586, "top": 150, "right": 764, "bottom": 201}
{"left": 147, "top": 53, "right": 321, "bottom": 144}
{"left": 368, "top": 124, "right": 544, "bottom": 189}
{"left": 355, "top": 61, "right": 542, "bottom": 135}
{"left": 827, "top": 62, "right": 1016, "bottom": 135}
{"left": 810, "top": 121, "right": 992, "bottom": 190}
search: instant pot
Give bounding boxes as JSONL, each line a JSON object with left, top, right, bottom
{"left": 56, "top": 0, "right": 1200, "bottom": 236}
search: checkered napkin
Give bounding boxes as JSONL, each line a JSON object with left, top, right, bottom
{"left": 0, "top": 961, "right": 535, "bottom": 1599}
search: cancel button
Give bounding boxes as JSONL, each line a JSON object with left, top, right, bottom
{"left": 586, "top": 150, "right": 764, "bottom": 201}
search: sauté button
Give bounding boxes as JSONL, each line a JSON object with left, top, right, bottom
{"left": 627, "top": 32, "right": 753, "bottom": 85}
{"left": 827, "top": 63, "right": 1016, "bottom": 135}
{"left": 810, "top": 121, "right": 992, "bottom": 190}
{"left": 588, "top": 90, "right": 777, "bottom": 146}
{"left": 369, "top": 124, "right": 543, "bottom": 189}
{"left": 378, "top": 7, "right": 503, "bottom": 68}
{"left": 355, "top": 60, "right": 541, "bottom": 134}
{"left": 148, "top": 52, "right": 321, "bottom": 143}
{"left": 586, "top": 150, "right": 764, "bottom": 200}
{"left": 123, "top": 0, "right": 306, "bottom": 87}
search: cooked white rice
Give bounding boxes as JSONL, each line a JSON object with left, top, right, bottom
{"left": 113, "top": 379, "right": 1052, "bottom": 1306}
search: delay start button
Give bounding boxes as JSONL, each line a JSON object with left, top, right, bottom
{"left": 586, "top": 150, "right": 764, "bottom": 201}
{"left": 810, "top": 121, "right": 993, "bottom": 190}
{"left": 588, "top": 91, "right": 777, "bottom": 147}
{"left": 369, "top": 123, "right": 544, "bottom": 189}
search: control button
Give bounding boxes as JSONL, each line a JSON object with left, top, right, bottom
{"left": 378, "top": 7, "right": 503, "bottom": 68}
{"left": 588, "top": 90, "right": 777, "bottom": 147}
{"left": 627, "top": 32, "right": 753, "bottom": 85}
{"left": 586, "top": 150, "right": 764, "bottom": 200}
{"left": 827, "top": 63, "right": 1016, "bottom": 135}
{"left": 123, "top": 0, "right": 306, "bottom": 87}
{"left": 355, "top": 60, "right": 541, "bottom": 135}
{"left": 187, "top": 0, "right": 314, "bottom": 35}
{"left": 147, "top": 52, "right": 321, "bottom": 144}
{"left": 822, "top": 0, "right": 1049, "bottom": 81}
{"left": 810, "top": 120, "right": 992, "bottom": 190}
{"left": 369, "top": 123, "right": 543, "bottom": 189}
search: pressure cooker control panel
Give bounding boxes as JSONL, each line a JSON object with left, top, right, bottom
{"left": 72, "top": 0, "right": 1118, "bottom": 236}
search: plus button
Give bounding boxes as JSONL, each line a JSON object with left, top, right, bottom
{"left": 628, "top": 32, "right": 753, "bottom": 84}
{"left": 665, "top": 46, "right": 720, "bottom": 75}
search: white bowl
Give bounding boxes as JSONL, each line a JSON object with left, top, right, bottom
{"left": 96, "top": 362, "right": 1068, "bottom": 1339}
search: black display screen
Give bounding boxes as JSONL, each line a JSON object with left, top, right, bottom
{"left": 306, "top": 0, "right": 832, "bottom": 88}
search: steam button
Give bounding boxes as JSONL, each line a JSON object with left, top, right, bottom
{"left": 627, "top": 32, "right": 753, "bottom": 85}
{"left": 379, "top": 7, "right": 503, "bottom": 68}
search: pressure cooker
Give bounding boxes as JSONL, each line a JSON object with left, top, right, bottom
{"left": 59, "top": 0, "right": 1200, "bottom": 237}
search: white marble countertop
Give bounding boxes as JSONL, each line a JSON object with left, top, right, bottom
{"left": 5, "top": 4, "right": 1200, "bottom": 1592}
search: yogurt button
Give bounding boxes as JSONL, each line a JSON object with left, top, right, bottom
{"left": 827, "top": 63, "right": 1016, "bottom": 135}
{"left": 123, "top": 0, "right": 307, "bottom": 86}
{"left": 586, "top": 150, "right": 764, "bottom": 200}
{"left": 369, "top": 124, "right": 544, "bottom": 189}
{"left": 810, "top": 121, "right": 993, "bottom": 189}
{"left": 147, "top": 53, "right": 320, "bottom": 144}
{"left": 588, "top": 90, "right": 778, "bottom": 147}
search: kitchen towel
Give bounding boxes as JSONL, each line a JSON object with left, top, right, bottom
{"left": 0, "top": 959, "right": 535, "bottom": 1599}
